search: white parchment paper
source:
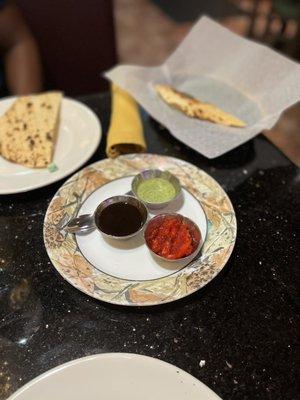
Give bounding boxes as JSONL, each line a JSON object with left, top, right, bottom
{"left": 105, "top": 16, "right": 300, "bottom": 158}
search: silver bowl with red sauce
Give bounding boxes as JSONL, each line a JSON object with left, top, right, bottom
{"left": 144, "top": 213, "right": 202, "bottom": 262}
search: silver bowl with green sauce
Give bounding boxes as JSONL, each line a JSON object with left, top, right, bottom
{"left": 131, "top": 169, "right": 182, "bottom": 209}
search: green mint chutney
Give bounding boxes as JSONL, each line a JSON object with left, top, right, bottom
{"left": 137, "top": 177, "right": 176, "bottom": 203}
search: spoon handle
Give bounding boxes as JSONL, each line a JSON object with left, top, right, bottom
{"left": 64, "top": 214, "right": 96, "bottom": 234}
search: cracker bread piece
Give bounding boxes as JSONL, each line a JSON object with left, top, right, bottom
{"left": 0, "top": 92, "right": 62, "bottom": 168}
{"left": 155, "top": 84, "right": 246, "bottom": 128}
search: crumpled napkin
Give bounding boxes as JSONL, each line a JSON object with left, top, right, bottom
{"left": 105, "top": 16, "right": 300, "bottom": 158}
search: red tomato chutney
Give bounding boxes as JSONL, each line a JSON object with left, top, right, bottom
{"left": 145, "top": 214, "right": 201, "bottom": 260}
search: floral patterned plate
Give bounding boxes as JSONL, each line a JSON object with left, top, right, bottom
{"left": 43, "top": 154, "right": 236, "bottom": 306}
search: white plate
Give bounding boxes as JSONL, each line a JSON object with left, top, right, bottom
{"left": 76, "top": 176, "right": 207, "bottom": 281}
{"left": 8, "top": 353, "right": 222, "bottom": 400}
{"left": 0, "top": 96, "right": 101, "bottom": 194}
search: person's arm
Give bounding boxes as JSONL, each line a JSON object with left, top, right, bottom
{"left": 0, "top": 1, "right": 42, "bottom": 94}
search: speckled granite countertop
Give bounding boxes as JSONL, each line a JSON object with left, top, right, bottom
{"left": 0, "top": 94, "right": 299, "bottom": 400}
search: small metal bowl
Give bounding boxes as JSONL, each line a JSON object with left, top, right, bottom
{"left": 144, "top": 213, "right": 202, "bottom": 262}
{"left": 131, "top": 169, "right": 182, "bottom": 210}
{"left": 95, "top": 195, "right": 148, "bottom": 240}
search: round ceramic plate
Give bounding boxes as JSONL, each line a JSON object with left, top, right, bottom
{"left": 44, "top": 154, "right": 237, "bottom": 306}
{"left": 0, "top": 97, "right": 101, "bottom": 194}
{"left": 8, "top": 353, "right": 222, "bottom": 400}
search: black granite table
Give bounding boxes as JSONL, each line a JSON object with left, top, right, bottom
{"left": 0, "top": 93, "right": 299, "bottom": 400}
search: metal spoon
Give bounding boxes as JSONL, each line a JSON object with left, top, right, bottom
{"left": 64, "top": 213, "right": 95, "bottom": 234}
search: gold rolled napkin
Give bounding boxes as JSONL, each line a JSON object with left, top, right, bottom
{"left": 106, "top": 84, "right": 147, "bottom": 158}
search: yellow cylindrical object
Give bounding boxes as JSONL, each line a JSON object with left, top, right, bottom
{"left": 106, "top": 84, "right": 147, "bottom": 158}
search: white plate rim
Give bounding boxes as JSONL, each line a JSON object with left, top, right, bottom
{"left": 0, "top": 96, "right": 101, "bottom": 195}
{"left": 7, "top": 353, "right": 222, "bottom": 400}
